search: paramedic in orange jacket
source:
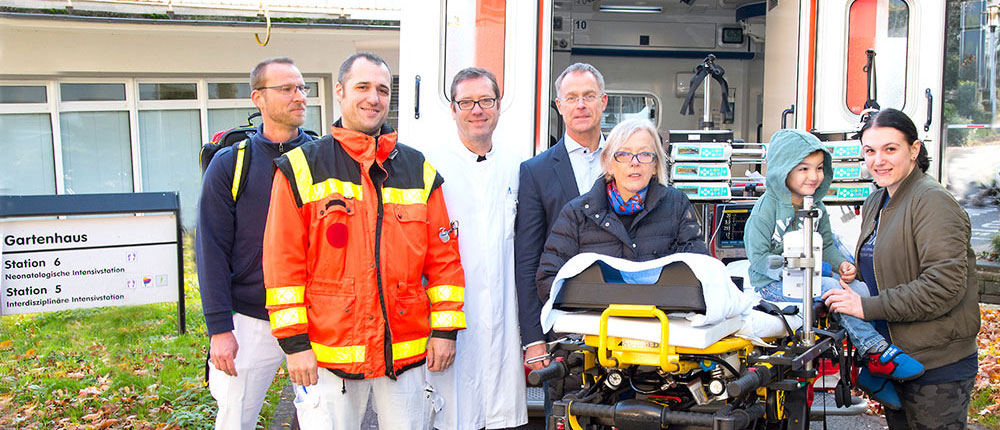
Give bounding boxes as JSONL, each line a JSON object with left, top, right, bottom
{"left": 262, "top": 52, "right": 466, "bottom": 429}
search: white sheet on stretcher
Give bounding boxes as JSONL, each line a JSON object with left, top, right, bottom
{"left": 541, "top": 254, "right": 808, "bottom": 348}
{"left": 540, "top": 253, "right": 756, "bottom": 333}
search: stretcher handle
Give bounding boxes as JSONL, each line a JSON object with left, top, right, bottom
{"left": 528, "top": 353, "right": 583, "bottom": 385}
{"left": 726, "top": 365, "right": 774, "bottom": 398}
{"left": 527, "top": 360, "right": 567, "bottom": 385}
{"left": 567, "top": 402, "right": 615, "bottom": 419}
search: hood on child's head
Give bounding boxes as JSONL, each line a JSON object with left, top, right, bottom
{"left": 764, "top": 129, "right": 834, "bottom": 204}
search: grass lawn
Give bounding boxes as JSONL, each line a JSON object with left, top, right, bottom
{"left": 0, "top": 235, "right": 287, "bottom": 429}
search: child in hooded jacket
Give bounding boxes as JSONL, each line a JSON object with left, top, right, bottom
{"left": 743, "top": 129, "right": 924, "bottom": 398}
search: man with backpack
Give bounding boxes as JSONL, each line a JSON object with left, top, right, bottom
{"left": 196, "top": 57, "right": 315, "bottom": 430}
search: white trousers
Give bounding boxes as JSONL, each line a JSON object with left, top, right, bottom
{"left": 293, "top": 365, "right": 436, "bottom": 430}
{"left": 208, "top": 313, "right": 286, "bottom": 430}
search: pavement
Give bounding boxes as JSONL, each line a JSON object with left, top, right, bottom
{"left": 945, "top": 142, "right": 1000, "bottom": 254}
{"left": 967, "top": 203, "right": 1000, "bottom": 255}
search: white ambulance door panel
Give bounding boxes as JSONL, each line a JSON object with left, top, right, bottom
{"left": 812, "top": 0, "right": 944, "bottom": 177}
{"left": 762, "top": 0, "right": 806, "bottom": 139}
{"left": 397, "top": 0, "right": 542, "bottom": 161}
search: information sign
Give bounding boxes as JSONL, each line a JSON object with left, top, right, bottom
{"left": 2, "top": 214, "right": 180, "bottom": 315}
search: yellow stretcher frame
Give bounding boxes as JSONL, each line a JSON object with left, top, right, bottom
{"left": 584, "top": 304, "right": 753, "bottom": 373}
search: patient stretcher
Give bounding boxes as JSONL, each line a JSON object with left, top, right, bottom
{"left": 533, "top": 239, "right": 864, "bottom": 429}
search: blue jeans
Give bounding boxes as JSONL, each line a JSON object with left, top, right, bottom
{"left": 758, "top": 277, "right": 887, "bottom": 355}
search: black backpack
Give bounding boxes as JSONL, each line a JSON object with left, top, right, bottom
{"left": 200, "top": 111, "right": 317, "bottom": 202}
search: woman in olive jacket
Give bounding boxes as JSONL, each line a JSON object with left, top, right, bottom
{"left": 823, "top": 109, "right": 980, "bottom": 429}
{"left": 535, "top": 119, "right": 708, "bottom": 301}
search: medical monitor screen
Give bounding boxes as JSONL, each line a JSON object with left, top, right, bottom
{"left": 716, "top": 204, "right": 754, "bottom": 248}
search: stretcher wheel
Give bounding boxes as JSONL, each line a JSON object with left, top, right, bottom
{"left": 765, "top": 389, "right": 785, "bottom": 423}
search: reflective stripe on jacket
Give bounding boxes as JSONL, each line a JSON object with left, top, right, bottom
{"left": 263, "top": 122, "right": 465, "bottom": 380}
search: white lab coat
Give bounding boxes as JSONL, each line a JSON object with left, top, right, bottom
{"left": 424, "top": 140, "right": 528, "bottom": 430}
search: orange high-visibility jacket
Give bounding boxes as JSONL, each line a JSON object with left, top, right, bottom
{"left": 263, "top": 122, "right": 465, "bottom": 380}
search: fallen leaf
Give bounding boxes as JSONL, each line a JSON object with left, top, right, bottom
{"left": 78, "top": 386, "right": 103, "bottom": 397}
{"left": 82, "top": 412, "right": 101, "bottom": 421}
{"left": 0, "top": 340, "right": 12, "bottom": 350}
{"left": 95, "top": 418, "right": 118, "bottom": 429}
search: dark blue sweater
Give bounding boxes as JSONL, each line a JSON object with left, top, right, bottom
{"left": 196, "top": 126, "right": 313, "bottom": 335}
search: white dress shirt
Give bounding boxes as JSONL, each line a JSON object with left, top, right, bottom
{"left": 564, "top": 133, "right": 607, "bottom": 194}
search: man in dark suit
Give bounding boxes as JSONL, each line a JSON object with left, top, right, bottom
{"left": 516, "top": 63, "right": 608, "bottom": 371}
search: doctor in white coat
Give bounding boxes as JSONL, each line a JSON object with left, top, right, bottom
{"left": 424, "top": 67, "right": 528, "bottom": 430}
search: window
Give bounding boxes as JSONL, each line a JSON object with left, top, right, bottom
{"left": 846, "top": 0, "right": 909, "bottom": 113}
{"left": 444, "top": 0, "right": 506, "bottom": 100}
{"left": 0, "top": 84, "right": 54, "bottom": 196}
{"left": 209, "top": 82, "right": 252, "bottom": 100}
{"left": 601, "top": 93, "right": 658, "bottom": 133}
{"left": 59, "top": 83, "right": 133, "bottom": 194}
{"left": 60, "top": 83, "right": 126, "bottom": 102}
{"left": 137, "top": 81, "right": 202, "bottom": 226}
{"left": 139, "top": 83, "right": 197, "bottom": 101}
{"left": 0, "top": 86, "right": 46, "bottom": 103}
{"left": 0, "top": 113, "right": 55, "bottom": 195}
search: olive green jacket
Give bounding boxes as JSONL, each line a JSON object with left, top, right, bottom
{"left": 857, "top": 167, "right": 980, "bottom": 370}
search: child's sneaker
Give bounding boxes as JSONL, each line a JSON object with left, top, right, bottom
{"left": 856, "top": 368, "right": 902, "bottom": 410}
{"left": 867, "top": 344, "right": 925, "bottom": 381}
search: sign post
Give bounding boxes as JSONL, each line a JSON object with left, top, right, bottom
{"left": 1, "top": 193, "right": 186, "bottom": 334}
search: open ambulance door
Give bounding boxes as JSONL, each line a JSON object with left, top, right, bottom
{"left": 397, "top": 0, "right": 551, "bottom": 161}
{"left": 764, "top": 0, "right": 945, "bottom": 179}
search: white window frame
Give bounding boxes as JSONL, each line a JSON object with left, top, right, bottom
{"left": 602, "top": 90, "right": 662, "bottom": 132}
{"left": 135, "top": 78, "right": 203, "bottom": 193}
{"left": 0, "top": 80, "right": 59, "bottom": 194}
{"left": 56, "top": 79, "right": 137, "bottom": 193}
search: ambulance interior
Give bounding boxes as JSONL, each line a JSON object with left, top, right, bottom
{"left": 547, "top": 0, "right": 767, "bottom": 144}
{"left": 542, "top": 0, "right": 931, "bottom": 257}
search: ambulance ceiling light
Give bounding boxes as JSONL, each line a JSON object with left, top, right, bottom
{"left": 598, "top": 5, "right": 663, "bottom": 13}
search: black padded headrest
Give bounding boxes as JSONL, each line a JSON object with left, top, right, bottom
{"left": 553, "top": 260, "right": 706, "bottom": 313}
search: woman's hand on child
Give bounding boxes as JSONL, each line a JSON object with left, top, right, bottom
{"left": 838, "top": 261, "right": 857, "bottom": 284}
{"left": 821, "top": 278, "right": 865, "bottom": 319}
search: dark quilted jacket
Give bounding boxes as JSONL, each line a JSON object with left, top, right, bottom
{"left": 536, "top": 177, "right": 709, "bottom": 300}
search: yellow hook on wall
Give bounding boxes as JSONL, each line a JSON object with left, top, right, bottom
{"left": 255, "top": 1, "right": 271, "bottom": 47}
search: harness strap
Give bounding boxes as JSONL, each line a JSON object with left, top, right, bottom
{"left": 231, "top": 140, "right": 248, "bottom": 201}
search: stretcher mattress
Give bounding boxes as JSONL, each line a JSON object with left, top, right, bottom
{"left": 548, "top": 305, "right": 805, "bottom": 349}
{"left": 549, "top": 311, "right": 743, "bottom": 349}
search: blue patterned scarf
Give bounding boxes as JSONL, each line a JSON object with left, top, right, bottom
{"left": 607, "top": 181, "right": 646, "bottom": 215}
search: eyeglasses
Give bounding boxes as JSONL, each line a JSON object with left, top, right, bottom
{"left": 255, "top": 85, "right": 311, "bottom": 96}
{"left": 454, "top": 98, "right": 497, "bottom": 111}
{"left": 561, "top": 94, "right": 601, "bottom": 104}
{"left": 613, "top": 151, "right": 657, "bottom": 164}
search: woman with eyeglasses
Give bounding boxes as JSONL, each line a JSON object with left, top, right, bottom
{"left": 535, "top": 118, "right": 709, "bottom": 301}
